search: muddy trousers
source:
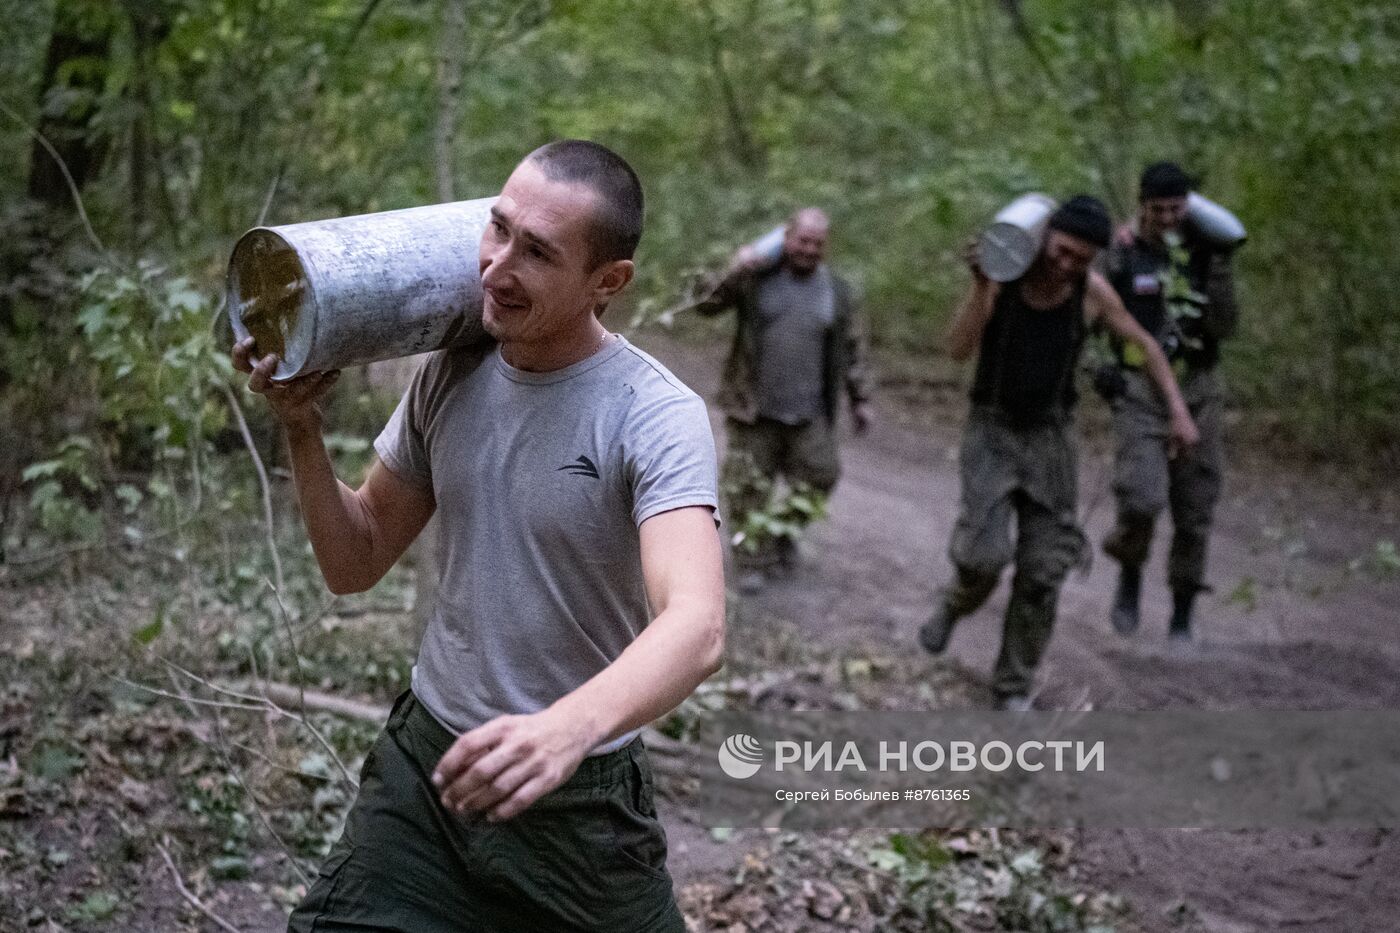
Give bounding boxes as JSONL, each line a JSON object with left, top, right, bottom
{"left": 1102, "top": 369, "right": 1224, "bottom": 592}
{"left": 722, "top": 415, "right": 840, "bottom": 570}
{"left": 934, "top": 409, "right": 1085, "bottom": 698}
{"left": 288, "top": 691, "right": 684, "bottom": 933}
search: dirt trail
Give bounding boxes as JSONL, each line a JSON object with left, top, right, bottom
{"left": 646, "top": 331, "right": 1400, "bottom": 932}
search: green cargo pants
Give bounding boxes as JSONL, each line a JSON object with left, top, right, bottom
{"left": 722, "top": 415, "right": 840, "bottom": 570}
{"left": 934, "top": 408, "right": 1086, "bottom": 698}
{"left": 288, "top": 691, "right": 684, "bottom": 933}
{"left": 1102, "top": 368, "right": 1224, "bottom": 592}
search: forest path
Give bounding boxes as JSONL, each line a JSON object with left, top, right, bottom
{"left": 648, "top": 329, "right": 1400, "bottom": 933}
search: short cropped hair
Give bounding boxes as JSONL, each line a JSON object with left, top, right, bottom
{"left": 1139, "top": 161, "right": 1193, "bottom": 201}
{"left": 525, "top": 140, "right": 644, "bottom": 267}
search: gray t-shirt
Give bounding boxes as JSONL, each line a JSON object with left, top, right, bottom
{"left": 374, "top": 336, "right": 719, "bottom": 754}
{"left": 754, "top": 265, "right": 836, "bottom": 425}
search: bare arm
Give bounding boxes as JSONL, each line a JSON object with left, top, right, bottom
{"left": 843, "top": 284, "right": 875, "bottom": 432}
{"left": 432, "top": 505, "right": 726, "bottom": 821}
{"left": 556, "top": 506, "right": 725, "bottom": 742}
{"left": 946, "top": 277, "right": 1000, "bottom": 362}
{"left": 1085, "top": 273, "right": 1200, "bottom": 453}
{"left": 285, "top": 435, "right": 435, "bottom": 594}
{"left": 944, "top": 239, "right": 999, "bottom": 361}
{"left": 234, "top": 338, "right": 435, "bottom": 595}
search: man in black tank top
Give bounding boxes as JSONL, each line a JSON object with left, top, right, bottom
{"left": 918, "top": 196, "right": 1200, "bottom": 710}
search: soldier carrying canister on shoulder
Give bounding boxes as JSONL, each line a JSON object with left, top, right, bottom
{"left": 1100, "top": 162, "right": 1242, "bottom": 641}
{"left": 695, "top": 209, "right": 873, "bottom": 594}
{"left": 919, "top": 195, "right": 1199, "bottom": 711}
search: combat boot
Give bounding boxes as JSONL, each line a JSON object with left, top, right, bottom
{"left": 918, "top": 604, "right": 959, "bottom": 655}
{"left": 1111, "top": 564, "right": 1142, "bottom": 635}
{"left": 995, "top": 693, "right": 1034, "bottom": 713}
{"left": 773, "top": 536, "right": 799, "bottom": 580}
{"left": 1169, "top": 588, "right": 1196, "bottom": 641}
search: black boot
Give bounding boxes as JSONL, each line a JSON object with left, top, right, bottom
{"left": 774, "top": 535, "right": 798, "bottom": 580}
{"left": 1111, "top": 564, "right": 1142, "bottom": 635}
{"left": 918, "top": 603, "right": 959, "bottom": 655}
{"left": 1169, "top": 588, "right": 1196, "bottom": 641}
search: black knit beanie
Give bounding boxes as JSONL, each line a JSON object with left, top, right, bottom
{"left": 1047, "top": 194, "right": 1112, "bottom": 249}
{"left": 1139, "top": 161, "right": 1193, "bottom": 200}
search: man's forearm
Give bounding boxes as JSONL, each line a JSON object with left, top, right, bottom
{"left": 550, "top": 600, "right": 724, "bottom": 750}
{"left": 284, "top": 423, "right": 376, "bottom": 594}
{"left": 947, "top": 281, "right": 996, "bottom": 361}
{"left": 845, "top": 316, "right": 873, "bottom": 407}
{"left": 1138, "top": 339, "right": 1191, "bottom": 417}
{"left": 693, "top": 269, "right": 742, "bottom": 317}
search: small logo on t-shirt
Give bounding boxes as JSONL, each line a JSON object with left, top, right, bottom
{"left": 556, "top": 455, "right": 600, "bottom": 479}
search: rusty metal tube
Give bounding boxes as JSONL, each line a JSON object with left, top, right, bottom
{"left": 227, "top": 197, "right": 496, "bottom": 380}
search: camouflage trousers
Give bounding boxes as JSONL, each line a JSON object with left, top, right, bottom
{"left": 722, "top": 416, "right": 840, "bottom": 571}
{"left": 1102, "top": 368, "right": 1224, "bottom": 593}
{"left": 934, "top": 407, "right": 1086, "bottom": 698}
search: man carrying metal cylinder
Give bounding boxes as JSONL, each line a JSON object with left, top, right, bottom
{"left": 1101, "top": 162, "right": 1243, "bottom": 641}
{"left": 918, "top": 196, "right": 1199, "bottom": 711}
{"left": 234, "top": 140, "right": 722, "bottom": 932}
{"left": 695, "top": 208, "right": 873, "bottom": 594}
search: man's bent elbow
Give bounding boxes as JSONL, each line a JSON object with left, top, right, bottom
{"left": 324, "top": 577, "right": 364, "bottom": 597}
{"left": 700, "top": 606, "right": 727, "bottom": 675}
{"left": 322, "top": 567, "right": 379, "bottom": 596}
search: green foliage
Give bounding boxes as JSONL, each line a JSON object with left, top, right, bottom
{"left": 868, "top": 832, "right": 1122, "bottom": 932}
{"left": 28, "top": 742, "right": 85, "bottom": 784}
{"left": 11, "top": 259, "right": 232, "bottom": 552}
{"left": 73, "top": 262, "right": 230, "bottom": 462}
{"left": 21, "top": 436, "right": 103, "bottom": 542}
{"left": 65, "top": 891, "right": 120, "bottom": 923}
{"left": 1226, "top": 576, "right": 1260, "bottom": 612}
{"left": 730, "top": 484, "right": 829, "bottom": 556}
{"left": 6, "top": 0, "right": 1397, "bottom": 461}
{"left": 185, "top": 772, "right": 251, "bottom": 854}
{"left": 1350, "top": 540, "right": 1400, "bottom": 580}
{"left": 131, "top": 606, "right": 167, "bottom": 646}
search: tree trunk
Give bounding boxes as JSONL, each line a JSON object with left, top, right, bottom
{"left": 435, "top": 0, "right": 468, "bottom": 203}
{"left": 28, "top": 0, "right": 114, "bottom": 208}
{"left": 129, "top": 40, "right": 148, "bottom": 241}
{"left": 410, "top": 0, "right": 468, "bottom": 634}
{"left": 699, "top": 0, "right": 764, "bottom": 171}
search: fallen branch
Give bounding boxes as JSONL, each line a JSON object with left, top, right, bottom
{"left": 129, "top": 669, "right": 357, "bottom": 790}
{"left": 156, "top": 838, "right": 244, "bottom": 933}
{"left": 640, "top": 728, "right": 687, "bottom": 757}
{"left": 252, "top": 681, "right": 690, "bottom": 760}
{"left": 114, "top": 677, "right": 269, "bottom": 712}
{"left": 259, "top": 682, "right": 388, "bottom": 723}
